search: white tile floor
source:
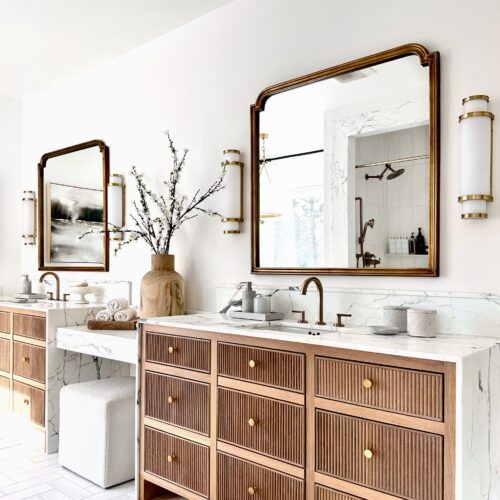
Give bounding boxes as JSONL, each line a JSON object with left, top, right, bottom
{"left": 0, "top": 437, "right": 135, "bottom": 499}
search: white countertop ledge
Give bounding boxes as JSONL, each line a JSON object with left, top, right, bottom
{"left": 140, "top": 313, "right": 500, "bottom": 363}
{"left": 56, "top": 325, "right": 138, "bottom": 364}
{"left": 0, "top": 299, "right": 105, "bottom": 313}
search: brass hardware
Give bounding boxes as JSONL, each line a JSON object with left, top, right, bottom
{"left": 167, "top": 396, "right": 176, "bottom": 404}
{"left": 458, "top": 194, "right": 493, "bottom": 202}
{"left": 248, "top": 486, "right": 257, "bottom": 495}
{"left": 22, "top": 357, "right": 29, "bottom": 363}
{"left": 63, "top": 293, "right": 70, "bottom": 302}
{"left": 363, "top": 378, "right": 373, "bottom": 389}
{"left": 23, "top": 399, "right": 29, "bottom": 405}
{"left": 39, "top": 272, "right": 61, "bottom": 301}
{"left": 167, "top": 454, "right": 176, "bottom": 463}
{"left": 292, "top": 310, "right": 307, "bottom": 324}
{"left": 355, "top": 154, "right": 430, "bottom": 169}
{"left": 300, "top": 277, "right": 326, "bottom": 325}
{"left": 221, "top": 160, "right": 245, "bottom": 167}
{"left": 46, "top": 292, "right": 54, "bottom": 301}
{"left": 223, "top": 149, "right": 241, "bottom": 155}
{"left": 462, "top": 213, "right": 488, "bottom": 219}
{"left": 336, "top": 313, "right": 352, "bottom": 327}
{"left": 458, "top": 110, "right": 495, "bottom": 122}
{"left": 364, "top": 449, "right": 374, "bottom": 459}
{"left": 462, "top": 95, "right": 489, "bottom": 104}
{"left": 168, "top": 346, "right": 176, "bottom": 354}
{"left": 222, "top": 217, "right": 244, "bottom": 223}
{"left": 248, "top": 417, "right": 257, "bottom": 427}
{"left": 224, "top": 229, "right": 241, "bottom": 234}
{"left": 248, "top": 359, "right": 257, "bottom": 368}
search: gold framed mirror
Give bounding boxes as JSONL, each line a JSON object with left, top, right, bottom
{"left": 251, "top": 43, "right": 439, "bottom": 276}
{"left": 38, "top": 140, "right": 110, "bottom": 272}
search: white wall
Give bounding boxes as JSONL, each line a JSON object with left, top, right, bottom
{"left": 20, "top": 0, "right": 500, "bottom": 310}
{"left": 0, "top": 95, "right": 22, "bottom": 295}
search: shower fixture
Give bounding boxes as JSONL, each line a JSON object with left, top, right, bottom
{"left": 365, "top": 163, "right": 405, "bottom": 181}
{"left": 354, "top": 197, "right": 380, "bottom": 268}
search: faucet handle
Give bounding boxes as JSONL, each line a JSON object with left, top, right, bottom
{"left": 46, "top": 291, "right": 54, "bottom": 301}
{"left": 63, "top": 293, "right": 70, "bottom": 302}
{"left": 292, "top": 310, "right": 307, "bottom": 324}
{"left": 336, "top": 313, "right": 352, "bottom": 328}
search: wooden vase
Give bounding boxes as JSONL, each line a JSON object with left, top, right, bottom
{"left": 140, "top": 254, "right": 185, "bottom": 318}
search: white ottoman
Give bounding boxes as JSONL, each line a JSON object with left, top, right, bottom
{"left": 58, "top": 376, "right": 135, "bottom": 488}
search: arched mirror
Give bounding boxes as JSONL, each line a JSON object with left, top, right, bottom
{"left": 251, "top": 44, "right": 439, "bottom": 276}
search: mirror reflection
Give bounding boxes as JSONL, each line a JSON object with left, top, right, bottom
{"left": 258, "top": 55, "right": 432, "bottom": 271}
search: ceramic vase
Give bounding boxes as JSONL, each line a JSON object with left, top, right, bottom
{"left": 140, "top": 254, "right": 185, "bottom": 318}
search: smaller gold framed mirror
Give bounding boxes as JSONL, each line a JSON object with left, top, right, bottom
{"left": 38, "top": 140, "right": 109, "bottom": 272}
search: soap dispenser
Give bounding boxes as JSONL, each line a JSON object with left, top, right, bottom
{"left": 241, "top": 282, "right": 256, "bottom": 313}
{"left": 20, "top": 274, "right": 32, "bottom": 295}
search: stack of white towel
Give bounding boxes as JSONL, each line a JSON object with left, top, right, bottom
{"left": 96, "top": 297, "right": 138, "bottom": 322}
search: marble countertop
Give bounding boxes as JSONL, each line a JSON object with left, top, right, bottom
{"left": 0, "top": 299, "right": 105, "bottom": 313}
{"left": 141, "top": 312, "right": 500, "bottom": 363}
{"left": 56, "top": 325, "right": 137, "bottom": 364}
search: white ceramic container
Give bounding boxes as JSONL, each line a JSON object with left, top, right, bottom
{"left": 383, "top": 305, "right": 409, "bottom": 332}
{"left": 407, "top": 308, "right": 438, "bottom": 338}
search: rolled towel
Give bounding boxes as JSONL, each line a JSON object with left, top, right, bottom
{"left": 107, "top": 297, "right": 129, "bottom": 314}
{"left": 96, "top": 309, "right": 114, "bottom": 321}
{"left": 114, "top": 307, "right": 138, "bottom": 322}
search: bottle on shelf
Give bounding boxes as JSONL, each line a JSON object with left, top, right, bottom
{"left": 415, "top": 228, "right": 427, "bottom": 255}
{"left": 409, "top": 233, "right": 416, "bottom": 254}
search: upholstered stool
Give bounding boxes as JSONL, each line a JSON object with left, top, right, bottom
{"left": 58, "top": 376, "right": 135, "bottom": 488}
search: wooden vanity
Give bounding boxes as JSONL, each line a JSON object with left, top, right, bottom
{"left": 0, "top": 307, "right": 47, "bottom": 430}
{"left": 139, "top": 320, "right": 460, "bottom": 500}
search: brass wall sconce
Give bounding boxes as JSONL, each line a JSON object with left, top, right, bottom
{"left": 22, "top": 190, "right": 37, "bottom": 245}
{"left": 459, "top": 95, "right": 494, "bottom": 219}
{"left": 221, "top": 149, "right": 244, "bottom": 234}
{"left": 107, "top": 174, "right": 125, "bottom": 240}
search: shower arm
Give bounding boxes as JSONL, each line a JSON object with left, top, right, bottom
{"left": 365, "top": 163, "right": 392, "bottom": 181}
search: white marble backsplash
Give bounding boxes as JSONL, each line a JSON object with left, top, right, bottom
{"left": 216, "top": 284, "right": 500, "bottom": 338}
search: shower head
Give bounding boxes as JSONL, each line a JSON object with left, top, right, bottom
{"left": 387, "top": 166, "right": 405, "bottom": 180}
{"left": 367, "top": 218, "right": 375, "bottom": 228}
{"left": 365, "top": 163, "right": 405, "bottom": 181}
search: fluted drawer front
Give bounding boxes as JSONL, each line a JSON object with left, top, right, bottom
{"left": 13, "top": 381, "right": 45, "bottom": 427}
{"left": 0, "top": 312, "right": 10, "bottom": 334}
{"left": 218, "top": 342, "right": 305, "bottom": 392}
{"left": 316, "top": 357, "right": 444, "bottom": 421}
{"left": 0, "top": 338, "right": 10, "bottom": 372}
{"left": 145, "top": 371, "right": 209, "bottom": 435}
{"left": 144, "top": 426, "right": 209, "bottom": 497}
{"left": 12, "top": 314, "right": 45, "bottom": 341}
{"left": 316, "top": 410, "right": 443, "bottom": 500}
{"left": 13, "top": 342, "right": 45, "bottom": 383}
{"left": 217, "top": 452, "right": 304, "bottom": 500}
{"left": 145, "top": 332, "right": 210, "bottom": 373}
{"left": 316, "top": 485, "right": 363, "bottom": 500}
{"left": 218, "top": 388, "right": 304, "bottom": 466}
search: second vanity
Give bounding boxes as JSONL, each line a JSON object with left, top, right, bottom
{"left": 138, "top": 313, "right": 500, "bottom": 500}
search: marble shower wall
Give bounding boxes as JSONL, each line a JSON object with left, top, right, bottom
{"left": 216, "top": 284, "right": 500, "bottom": 337}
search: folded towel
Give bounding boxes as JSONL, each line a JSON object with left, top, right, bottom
{"left": 96, "top": 309, "right": 114, "bottom": 321}
{"left": 107, "top": 297, "right": 129, "bottom": 313}
{"left": 114, "top": 307, "right": 138, "bottom": 322}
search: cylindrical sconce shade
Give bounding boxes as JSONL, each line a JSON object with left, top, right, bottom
{"left": 22, "top": 190, "right": 36, "bottom": 245}
{"left": 459, "top": 95, "right": 494, "bottom": 219}
{"left": 108, "top": 174, "right": 124, "bottom": 240}
{"left": 221, "top": 149, "right": 243, "bottom": 234}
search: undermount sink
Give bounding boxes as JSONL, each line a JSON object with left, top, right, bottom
{"left": 252, "top": 322, "right": 337, "bottom": 336}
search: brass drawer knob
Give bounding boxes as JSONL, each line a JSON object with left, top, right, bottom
{"left": 362, "top": 378, "right": 373, "bottom": 389}
{"left": 364, "top": 449, "right": 374, "bottom": 459}
{"left": 248, "top": 359, "right": 256, "bottom": 368}
{"left": 248, "top": 486, "right": 257, "bottom": 495}
{"left": 167, "top": 396, "right": 176, "bottom": 404}
{"left": 248, "top": 417, "right": 257, "bottom": 427}
{"left": 22, "top": 356, "right": 29, "bottom": 363}
{"left": 167, "top": 454, "right": 176, "bottom": 463}
{"left": 168, "top": 346, "right": 176, "bottom": 354}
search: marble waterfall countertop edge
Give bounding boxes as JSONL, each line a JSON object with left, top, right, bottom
{"left": 56, "top": 325, "right": 138, "bottom": 364}
{"left": 139, "top": 312, "right": 500, "bottom": 363}
{"left": 0, "top": 300, "right": 106, "bottom": 313}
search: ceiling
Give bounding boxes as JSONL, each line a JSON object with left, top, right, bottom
{"left": 0, "top": 0, "right": 234, "bottom": 99}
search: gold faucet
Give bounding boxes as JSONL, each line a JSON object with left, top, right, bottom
{"left": 300, "top": 277, "right": 326, "bottom": 325}
{"left": 39, "top": 272, "right": 61, "bottom": 301}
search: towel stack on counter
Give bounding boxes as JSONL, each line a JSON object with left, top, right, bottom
{"left": 96, "top": 297, "right": 138, "bottom": 322}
